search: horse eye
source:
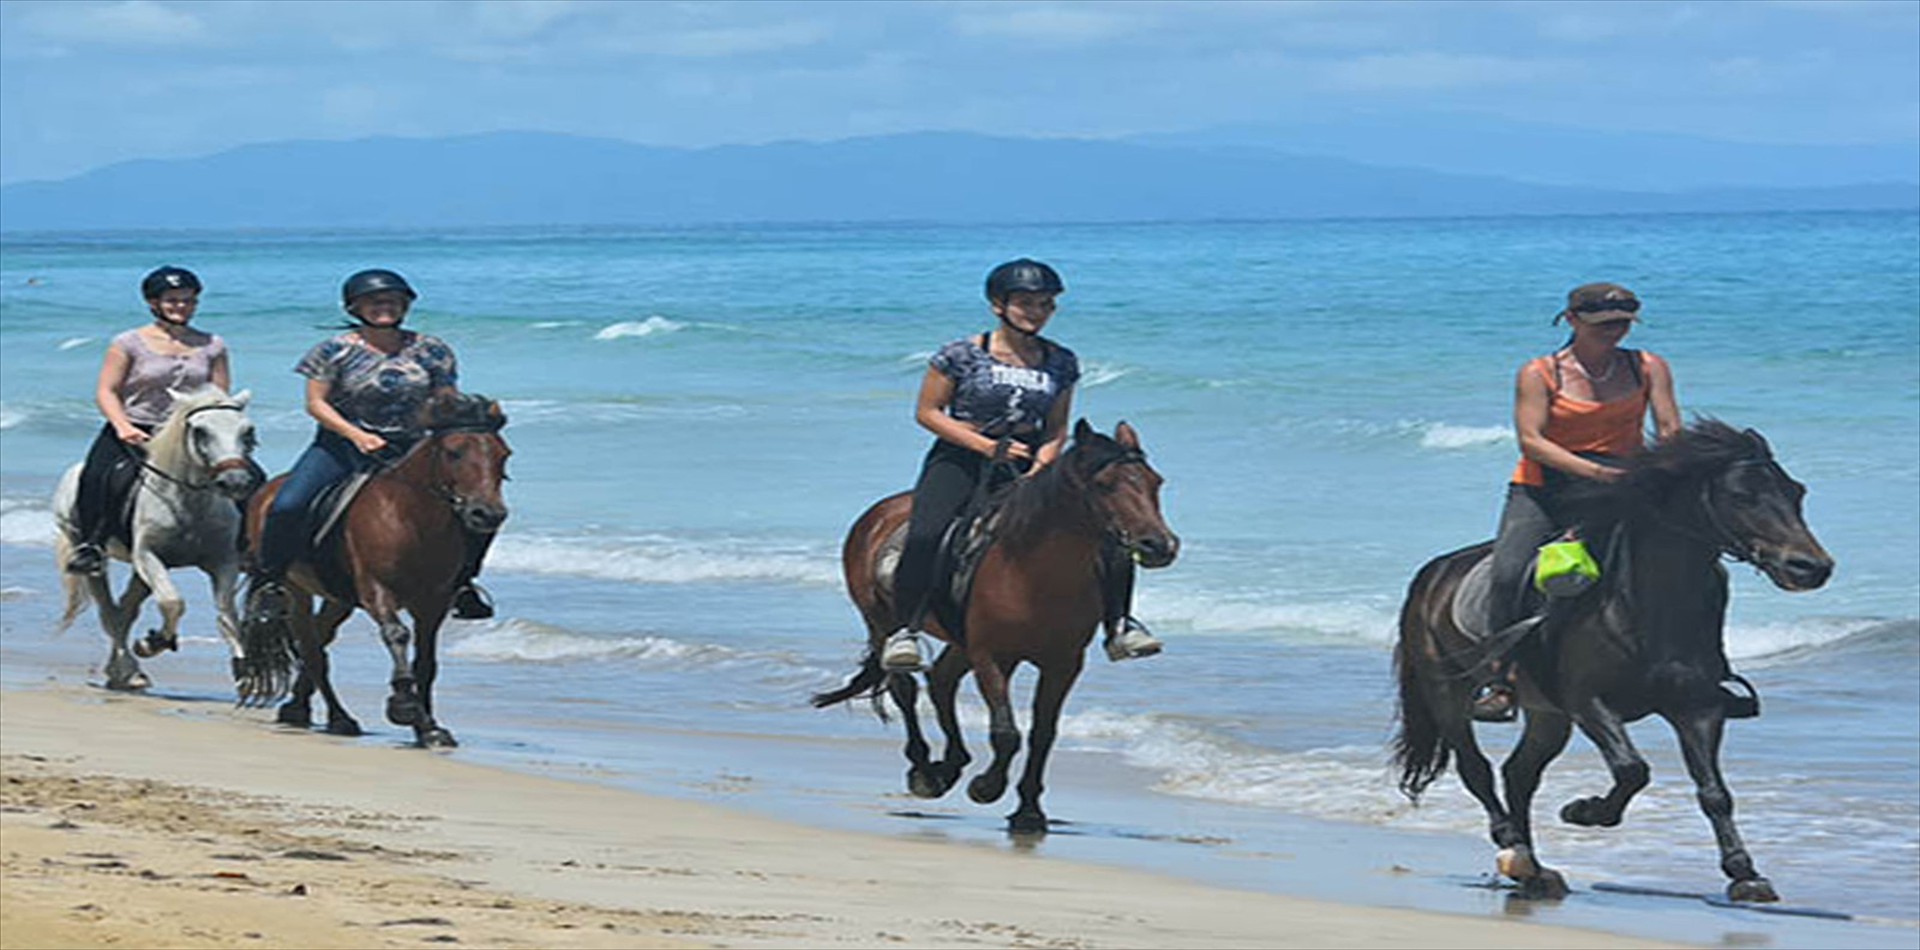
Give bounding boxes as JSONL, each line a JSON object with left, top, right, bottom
{"left": 446, "top": 449, "right": 463, "bottom": 462}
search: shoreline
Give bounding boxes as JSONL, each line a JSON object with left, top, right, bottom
{"left": 0, "top": 684, "right": 1680, "bottom": 950}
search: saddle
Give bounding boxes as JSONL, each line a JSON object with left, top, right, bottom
{"left": 305, "top": 471, "right": 376, "bottom": 550}
{"left": 874, "top": 494, "right": 1010, "bottom": 641}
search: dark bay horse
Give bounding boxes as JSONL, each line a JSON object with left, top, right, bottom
{"left": 814, "top": 420, "right": 1179, "bottom": 833}
{"left": 239, "top": 393, "right": 509, "bottom": 748}
{"left": 1394, "top": 420, "right": 1832, "bottom": 901}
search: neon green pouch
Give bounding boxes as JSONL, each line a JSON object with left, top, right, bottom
{"left": 1535, "top": 538, "right": 1600, "bottom": 598}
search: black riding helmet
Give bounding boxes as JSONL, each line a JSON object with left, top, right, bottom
{"left": 141, "top": 266, "right": 202, "bottom": 299}
{"left": 985, "top": 258, "right": 1064, "bottom": 304}
{"left": 341, "top": 268, "right": 418, "bottom": 311}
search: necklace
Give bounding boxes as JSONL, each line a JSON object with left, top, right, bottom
{"left": 1567, "top": 350, "right": 1618, "bottom": 384}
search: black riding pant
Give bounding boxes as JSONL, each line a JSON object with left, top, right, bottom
{"left": 1485, "top": 483, "right": 1565, "bottom": 634}
{"left": 75, "top": 422, "right": 150, "bottom": 546}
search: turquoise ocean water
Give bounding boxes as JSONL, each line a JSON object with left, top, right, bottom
{"left": 2, "top": 212, "right": 1915, "bottom": 939}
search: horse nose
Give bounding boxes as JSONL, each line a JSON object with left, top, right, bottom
{"left": 1136, "top": 533, "right": 1179, "bottom": 568}
{"left": 1784, "top": 555, "right": 1832, "bottom": 590}
{"left": 216, "top": 467, "right": 259, "bottom": 498}
{"left": 465, "top": 506, "right": 508, "bottom": 533}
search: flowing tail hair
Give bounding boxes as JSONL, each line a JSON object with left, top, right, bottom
{"left": 234, "top": 574, "right": 298, "bottom": 706}
{"left": 53, "top": 531, "right": 87, "bottom": 634}
{"left": 809, "top": 648, "right": 892, "bottom": 722}
{"left": 1391, "top": 559, "right": 1453, "bottom": 802}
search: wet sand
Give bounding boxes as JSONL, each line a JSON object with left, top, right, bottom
{"left": 0, "top": 685, "right": 1677, "bottom": 950}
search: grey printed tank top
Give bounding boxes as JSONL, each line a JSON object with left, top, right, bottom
{"left": 112, "top": 328, "right": 228, "bottom": 426}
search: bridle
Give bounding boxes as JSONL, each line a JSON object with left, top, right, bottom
{"left": 137, "top": 403, "right": 254, "bottom": 493}
{"left": 1658, "top": 457, "right": 1781, "bottom": 567}
{"left": 413, "top": 421, "right": 506, "bottom": 517}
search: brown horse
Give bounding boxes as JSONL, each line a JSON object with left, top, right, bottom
{"left": 239, "top": 393, "right": 510, "bottom": 748}
{"left": 814, "top": 420, "right": 1179, "bottom": 833}
{"left": 1393, "top": 420, "right": 1831, "bottom": 901}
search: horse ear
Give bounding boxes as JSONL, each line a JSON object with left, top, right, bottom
{"left": 1073, "top": 418, "right": 1095, "bottom": 443}
{"left": 1743, "top": 428, "right": 1773, "bottom": 458}
{"left": 1114, "top": 420, "right": 1140, "bottom": 450}
{"left": 231, "top": 389, "right": 252, "bottom": 409}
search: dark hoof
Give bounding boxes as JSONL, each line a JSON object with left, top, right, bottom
{"left": 1728, "top": 878, "right": 1779, "bottom": 903}
{"left": 133, "top": 630, "right": 177, "bottom": 659}
{"left": 325, "top": 717, "right": 363, "bottom": 737}
{"left": 1517, "top": 868, "right": 1570, "bottom": 900}
{"left": 1007, "top": 811, "right": 1049, "bottom": 835}
{"left": 104, "top": 672, "right": 151, "bottom": 692}
{"left": 1722, "top": 683, "right": 1761, "bottom": 720}
{"left": 385, "top": 696, "right": 422, "bottom": 727}
{"left": 419, "top": 727, "right": 458, "bottom": 749}
{"left": 967, "top": 774, "right": 1006, "bottom": 805}
{"left": 450, "top": 583, "right": 495, "bottom": 620}
{"left": 1559, "top": 796, "right": 1620, "bottom": 828}
{"left": 907, "top": 768, "right": 944, "bottom": 799}
{"left": 275, "top": 702, "right": 312, "bottom": 728}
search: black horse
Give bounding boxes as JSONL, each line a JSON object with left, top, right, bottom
{"left": 1393, "top": 419, "right": 1832, "bottom": 902}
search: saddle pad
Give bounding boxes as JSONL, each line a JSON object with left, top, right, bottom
{"left": 308, "top": 471, "right": 374, "bottom": 548}
{"left": 1451, "top": 554, "right": 1538, "bottom": 643}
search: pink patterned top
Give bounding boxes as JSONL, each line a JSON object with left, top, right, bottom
{"left": 111, "top": 329, "right": 227, "bottom": 427}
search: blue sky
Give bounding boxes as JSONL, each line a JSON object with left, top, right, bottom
{"left": 2, "top": 0, "right": 1916, "bottom": 185}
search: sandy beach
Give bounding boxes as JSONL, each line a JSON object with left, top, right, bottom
{"left": 0, "top": 685, "right": 1683, "bottom": 950}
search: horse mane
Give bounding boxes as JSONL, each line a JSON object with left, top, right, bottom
{"left": 417, "top": 391, "right": 506, "bottom": 432}
{"left": 993, "top": 430, "right": 1131, "bottom": 551}
{"left": 146, "top": 385, "right": 237, "bottom": 475}
{"left": 1555, "top": 417, "right": 1770, "bottom": 527}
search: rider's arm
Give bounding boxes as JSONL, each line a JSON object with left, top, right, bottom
{"left": 304, "top": 377, "right": 386, "bottom": 454}
{"left": 1515, "top": 362, "right": 1621, "bottom": 482}
{"left": 95, "top": 341, "right": 146, "bottom": 444}
{"left": 1029, "top": 383, "right": 1076, "bottom": 473}
{"left": 1644, "top": 352, "right": 1681, "bottom": 443}
{"left": 914, "top": 367, "right": 1002, "bottom": 459}
{"left": 210, "top": 346, "right": 232, "bottom": 393}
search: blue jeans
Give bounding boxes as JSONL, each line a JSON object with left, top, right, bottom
{"left": 256, "top": 430, "right": 366, "bottom": 579}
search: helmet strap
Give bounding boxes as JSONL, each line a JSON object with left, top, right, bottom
{"left": 995, "top": 312, "right": 1038, "bottom": 339}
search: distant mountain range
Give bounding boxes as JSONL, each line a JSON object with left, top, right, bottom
{"left": 1, "top": 130, "right": 1913, "bottom": 232}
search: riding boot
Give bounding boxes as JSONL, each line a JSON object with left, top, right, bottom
{"left": 1099, "top": 539, "right": 1161, "bottom": 662}
{"left": 450, "top": 529, "right": 496, "bottom": 620}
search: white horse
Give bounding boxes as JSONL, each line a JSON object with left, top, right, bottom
{"left": 53, "top": 386, "right": 263, "bottom": 692}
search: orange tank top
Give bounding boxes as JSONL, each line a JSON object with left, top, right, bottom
{"left": 1511, "top": 350, "right": 1650, "bottom": 487}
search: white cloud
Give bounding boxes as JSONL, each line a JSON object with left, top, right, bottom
{"left": 1319, "top": 52, "right": 1546, "bottom": 92}
{"left": 949, "top": 4, "right": 1146, "bottom": 44}
{"left": 588, "top": 20, "right": 829, "bottom": 59}
{"left": 23, "top": 0, "right": 207, "bottom": 46}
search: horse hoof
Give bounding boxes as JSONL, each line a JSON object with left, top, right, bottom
{"left": 1495, "top": 846, "right": 1538, "bottom": 881}
{"left": 1559, "top": 797, "right": 1619, "bottom": 828}
{"left": 967, "top": 775, "right": 1006, "bottom": 805}
{"left": 275, "top": 703, "right": 312, "bottom": 728}
{"left": 132, "top": 632, "right": 173, "bottom": 659}
{"left": 1517, "top": 868, "right": 1569, "bottom": 900}
{"left": 419, "top": 728, "right": 458, "bottom": 749}
{"left": 325, "top": 718, "right": 363, "bottom": 738}
{"left": 385, "top": 697, "right": 422, "bottom": 727}
{"left": 1007, "top": 811, "right": 1049, "bottom": 835}
{"left": 1728, "top": 878, "right": 1779, "bottom": 903}
{"left": 106, "top": 672, "right": 151, "bottom": 692}
{"left": 907, "top": 768, "right": 944, "bottom": 799}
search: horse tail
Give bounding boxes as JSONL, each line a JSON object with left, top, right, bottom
{"left": 810, "top": 650, "right": 889, "bottom": 717}
{"left": 53, "top": 532, "right": 86, "bottom": 634}
{"left": 1392, "top": 557, "right": 1453, "bottom": 802}
{"left": 234, "top": 574, "right": 298, "bottom": 704}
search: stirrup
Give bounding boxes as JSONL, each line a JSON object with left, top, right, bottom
{"left": 881, "top": 631, "right": 926, "bottom": 673}
{"left": 1104, "top": 618, "right": 1163, "bottom": 662}
{"left": 65, "top": 542, "right": 105, "bottom": 576}
{"left": 1472, "top": 683, "right": 1517, "bottom": 723}
{"left": 451, "top": 582, "right": 495, "bottom": 620}
{"left": 1720, "top": 674, "right": 1761, "bottom": 720}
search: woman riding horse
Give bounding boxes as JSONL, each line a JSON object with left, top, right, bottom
{"left": 247, "top": 268, "right": 493, "bottom": 628}
{"left": 884, "top": 258, "right": 1159, "bottom": 672}
{"left": 1474, "top": 282, "right": 1681, "bottom": 720}
{"left": 67, "top": 266, "right": 237, "bottom": 576}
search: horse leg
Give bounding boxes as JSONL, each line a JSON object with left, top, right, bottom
{"left": 303, "top": 602, "right": 360, "bottom": 736}
{"left": 888, "top": 662, "right": 941, "bottom": 798}
{"left": 925, "top": 645, "right": 972, "bottom": 796}
{"left": 407, "top": 597, "right": 457, "bottom": 748}
{"left": 1561, "top": 697, "right": 1651, "bottom": 828}
{"left": 1008, "top": 653, "right": 1084, "bottom": 835}
{"left": 127, "top": 544, "right": 183, "bottom": 660}
{"left": 1498, "top": 710, "right": 1575, "bottom": 899}
{"left": 206, "top": 560, "right": 247, "bottom": 688}
{"left": 97, "top": 572, "right": 150, "bottom": 691}
{"left": 359, "top": 587, "right": 427, "bottom": 731}
{"left": 1664, "top": 708, "right": 1778, "bottom": 902}
{"left": 966, "top": 656, "right": 1021, "bottom": 806}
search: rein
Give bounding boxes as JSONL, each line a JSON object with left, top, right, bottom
{"left": 1651, "top": 458, "right": 1776, "bottom": 566}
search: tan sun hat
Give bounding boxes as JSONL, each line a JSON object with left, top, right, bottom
{"left": 1557, "top": 282, "right": 1642, "bottom": 324}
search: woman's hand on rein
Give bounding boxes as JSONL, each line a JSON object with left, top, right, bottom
{"left": 351, "top": 430, "right": 389, "bottom": 456}
{"left": 993, "top": 440, "right": 1034, "bottom": 464}
{"left": 115, "top": 425, "right": 150, "bottom": 446}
